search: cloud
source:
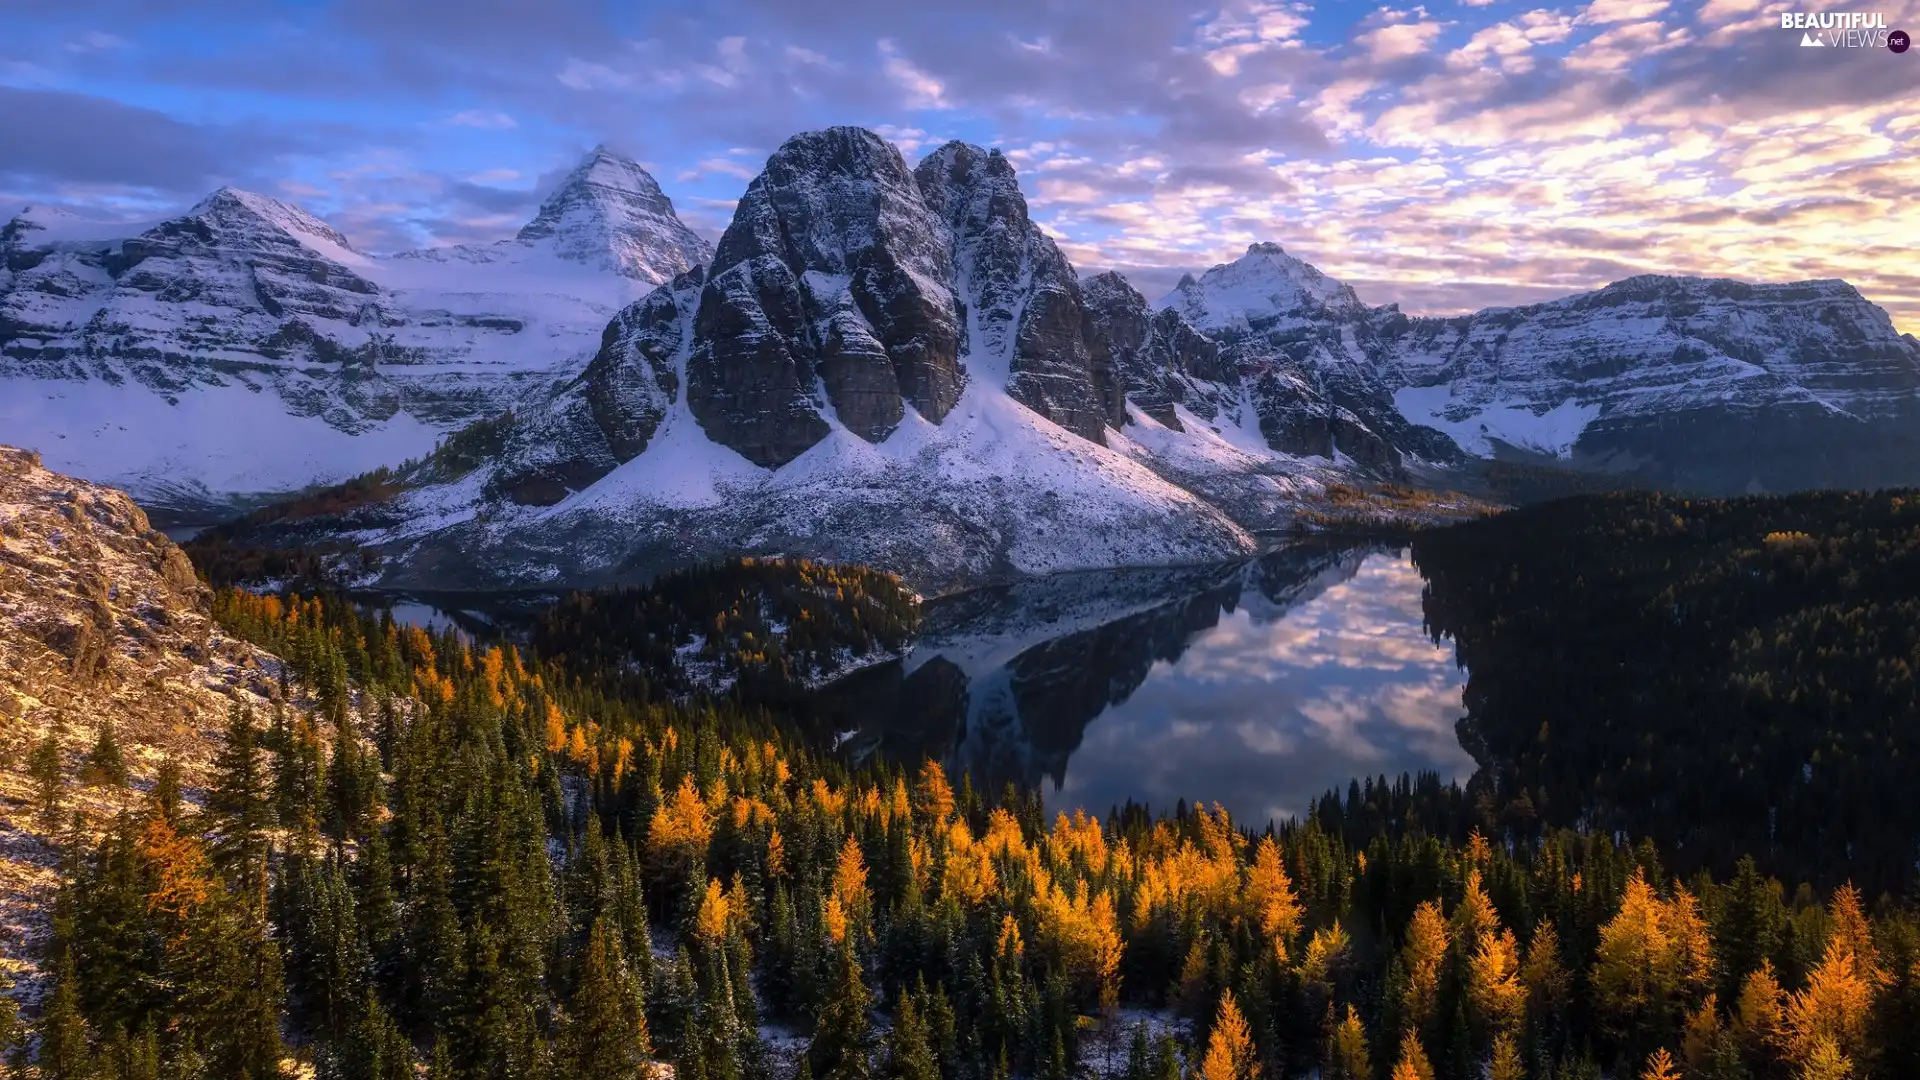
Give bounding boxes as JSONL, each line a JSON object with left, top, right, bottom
{"left": 0, "top": 85, "right": 305, "bottom": 194}
{"left": 446, "top": 109, "right": 517, "bottom": 128}
{"left": 4, "top": 0, "right": 1917, "bottom": 329}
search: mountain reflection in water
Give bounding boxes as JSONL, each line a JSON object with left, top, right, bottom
{"left": 821, "top": 540, "right": 1473, "bottom": 829}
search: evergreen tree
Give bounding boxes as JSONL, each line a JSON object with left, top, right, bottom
{"left": 39, "top": 947, "right": 94, "bottom": 1080}
{"left": 881, "top": 991, "right": 939, "bottom": 1080}
{"left": 29, "top": 730, "right": 65, "bottom": 833}
{"left": 811, "top": 941, "right": 873, "bottom": 1080}
{"left": 206, "top": 702, "right": 274, "bottom": 881}
{"left": 558, "top": 917, "right": 651, "bottom": 1079}
{"left": 82, "top": 720, "right": 128, "bottom": 787}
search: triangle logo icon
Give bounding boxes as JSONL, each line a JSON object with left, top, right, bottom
{"left": 1801, "top": 31, "right": 1825, "bottom": 45}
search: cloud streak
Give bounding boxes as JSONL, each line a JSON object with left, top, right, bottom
{"left": 1, "top": 0, "right": 1915, "bottom": 326}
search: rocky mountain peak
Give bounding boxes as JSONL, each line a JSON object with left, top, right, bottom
{"left": 1162, "top": 241, "right": 1367, "bottom": 334}
{"left": 686, "top": 126, "right": 964, "bottom": 465}
{"left": 515, "top": 145, "right": 713, "bottom": 283}
{"left": 182, "top": 186, "right": 363, "bottom": 258}
{"left": 914, "top": 140, "right": 1109, "bottom": 443}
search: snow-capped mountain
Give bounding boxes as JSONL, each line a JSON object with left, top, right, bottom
{"left": 0, "top": 147, "right": 711, "bottom": 520}
{"left": 1152, "top": 242, "right": 1920, "bottom": 493}
{"left": 228, "top": 128, "right": 1387, "bottom": 593}
{"left": 396, "top": 145, "right": 712, "bottom": 283}
{"left": 1383, "top": 275, "right": 1920, "bottom": 492}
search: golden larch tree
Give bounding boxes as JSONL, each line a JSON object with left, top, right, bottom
{"left": 1201, "top": 989, "right": 1260, "bottom": 1080}
{"left": 1327, "top": 1005, "right": 1369, "bottom": 1080}
{"left": 1401, "top": 901, "right": 1449, "bottom": 1030}
{"left": 1389, "top": 1032, "right": 1434, "bottom": 1080}
{"left": 1639, "top": 1048, "right": 1681, "bottom": 1080}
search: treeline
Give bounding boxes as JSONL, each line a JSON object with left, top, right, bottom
{"left": 11, "top": 578, "right": 1920, "bottom": 1080}
{"left": 1413, "top": 488, "right": 1920, "bottom": 894}
{"left": 532, "top": 558, "right": 921, "bottom": 700}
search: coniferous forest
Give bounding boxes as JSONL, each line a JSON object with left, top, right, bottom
{"left": 1414, "top": 489, "right": 1920, "bottom": 894}
{"left": 9, "top": 527, "right": 1920, "bottom": 1080}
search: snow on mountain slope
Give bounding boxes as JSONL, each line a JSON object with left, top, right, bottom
{"left": 1382, "top": 275, "right": 1920, "bottom": 491}
{"left": 0, "top": 148, "right": 710, "bottom": 520}
{"left": 1163, "top": 245, "right": 1920, "bottom": 494}
{"left": 219, "top": 129, "right": 1299, "bottom": 594}
{"left": 1154, "top": 244, "right": 1463, "bottom": 476}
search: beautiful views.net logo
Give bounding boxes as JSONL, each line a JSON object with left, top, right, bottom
{"left": 1780, "top": 10, "right": 1908, "bottom": 49}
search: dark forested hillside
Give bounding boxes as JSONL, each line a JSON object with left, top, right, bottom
{"left": 1414, "top": 489, "right": 1920, "bottom": 893}
{"left": 532, "top": 558, "right": 921, "bottom": 700}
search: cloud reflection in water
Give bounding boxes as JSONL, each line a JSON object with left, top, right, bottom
{"left": 1053, "top": 552, "right": 1472, "bottom": 829}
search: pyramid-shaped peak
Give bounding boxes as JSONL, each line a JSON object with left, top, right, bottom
{"left": 555, "top": 144, "right": 670, "bottom": 200}
{"left": 185, "top": 186, "right": 361, "bottom": 255}
{"left": 1159, "top": 241, "right": 1365, "bottom": 330}
{"left": 515, "top": 145, "right": 711, "bottom": 283}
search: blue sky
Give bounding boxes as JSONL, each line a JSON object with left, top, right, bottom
{"left": 4, "top": 0, "right": 1918, "bottom": 321}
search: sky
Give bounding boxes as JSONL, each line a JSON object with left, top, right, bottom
{"left": 3, "top": 0, "right": 1917, "bottom": 325}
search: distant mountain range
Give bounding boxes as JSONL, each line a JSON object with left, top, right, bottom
{"left": 6, "top": 127, "right": 1918, "bottom": 591}
{"left": 0, "top": 146, "right": 709, "bottom": 519}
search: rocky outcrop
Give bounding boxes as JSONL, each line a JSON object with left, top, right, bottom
{"left": 486, "top": 268, "right": 704, "bottom": 505}
{"left": 687, "top": 127, "right": 963, "bottom": 465}
{"left": 1079, "top": 271, "right": 1237, "bottom": 429}
{"left": 0, "top": 446, "right": 294, "bottom": 982}
{"left": 916, "top": 143, "right": 1108, "bottom": 443}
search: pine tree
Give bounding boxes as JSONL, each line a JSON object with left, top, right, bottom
{"left": 149, "top": 757, "right": 184, "bottom": 825}
{"left": 811, "top": 940, "right": 873, "bottom": 1080}
{"left": 83, "top": 720, "right": 128, "bottom": 787}
{"left": 39, "top": 947, "right": 94, "bottom": 1080}
{"left": 29, "top": 730, "right": 65, "bottom": 833}
{"left": 206, "top": 702, "right": 274, "bottom": 881}
{"left": 882, "top": 991, "right": 939, "bottom": 1080}
{"left": 559, "top": 917, "right": 651, "bottom": 1078}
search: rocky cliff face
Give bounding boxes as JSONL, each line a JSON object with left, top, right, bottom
{"left": 688, "top": 127, "right": 962, "bottom": 465}
{"left": 0, "top": 148, "right": 711, "bottom": 520}
{"left": 916, "top": 142, "right": 1109, "bottom": 443}
{"left": 1080, "top": 270, "right": 1237, "bottom": 430}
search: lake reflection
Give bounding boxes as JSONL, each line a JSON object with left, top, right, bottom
{"left": 830, "top": 542, "right": 1473, "bottom": 830}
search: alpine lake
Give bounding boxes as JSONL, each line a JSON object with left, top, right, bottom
{"left": 369, "top": 538, "right": 1474, "bottom": 831}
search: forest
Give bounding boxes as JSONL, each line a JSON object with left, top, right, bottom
{"left": 6, "top": 552, "right": 1918, "bottom": 1080}
{"left": 1412, "top": 488, "right": 1920, "bottom": 894}
{"left": 530, "top": 558, "right": 921, "bottom": 702}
